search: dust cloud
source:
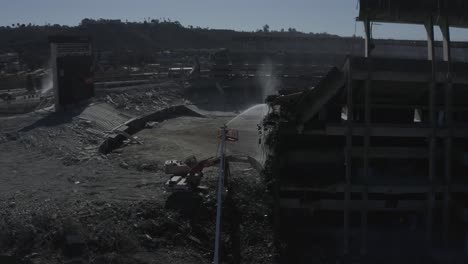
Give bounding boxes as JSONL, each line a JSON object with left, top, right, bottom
{"left": 256, "top": 59, "right": 280, "bottom": 100}
{"left": 41, "top": 72, "right": 53, "bottom": 96}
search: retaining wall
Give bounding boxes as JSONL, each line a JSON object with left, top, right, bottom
{"left": 98, "top": 105, "right": 204, "bottom": 154}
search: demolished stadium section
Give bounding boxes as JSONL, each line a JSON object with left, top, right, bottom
{"left": 265, "top": 56, "right": 468, "bottom": 262}
{"left": 263, "top": 1, "right": 468, "bottom": 261}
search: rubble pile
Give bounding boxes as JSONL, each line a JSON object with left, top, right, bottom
{"left": 17, "top": 119, "right": 105, "bottom": 166}
{"left": 0, "top": 80, "right": 188, "bottom": 167}
{"left": 227, "top": 166, "right": 275, "bottom": 264}
{"left": 0, "top": 163, "right": 275, "bottom": 264}
{"left": 201, "top": 164, "right": 275, "bottom": 264}
{"left": 0, "top": 199, "right": 211, "bottom": 264}
{"left": 103, "top": 82, "right": 185, "bottom": 115}
{"left": 0, "top": 79, "right": 276, "bottom": 263}
{"left": 0, "top": 133, "right": 12, "bottom": 144}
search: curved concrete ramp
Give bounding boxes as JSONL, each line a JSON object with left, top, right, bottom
{"left": 99, "top": 105, "right": 205, "bottom": 154}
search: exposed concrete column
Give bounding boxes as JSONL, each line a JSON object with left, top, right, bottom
{"left": 425, "top": 19, "right": 435, "bottom": 61}
{"left": 424, "top": 15, "right": 436, "bottom": 249}
{"left": 362, "top": 53, "right": 371, "bottom": 258}
{"left": 344, "top": 59, "right": 353, "bottom": 257}
{"left": 361, "top": 15, "right": 373, "bottom": 257}
{"left": 363, "top": 18, "right": 372, "bottom": 58}
{"left": 439, "top": 16, "right": 453, "bottom": 250}
{"left": 440, "top": 21, "right": 452, "bottom": 63}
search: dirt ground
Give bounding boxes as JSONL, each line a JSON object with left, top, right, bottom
{"left": 0, "top": 83, "right": 275, "bottom": 264}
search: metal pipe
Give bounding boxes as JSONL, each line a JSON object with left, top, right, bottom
{"left": 214, "top": 125, "right": 227, "bottom": 264}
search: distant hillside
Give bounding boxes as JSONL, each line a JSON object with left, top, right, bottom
{"left": 5, "top": 18, "right": 465, "bottom": 70}
{"left": 0, "top": 19, "right": 344, "bottom": 68}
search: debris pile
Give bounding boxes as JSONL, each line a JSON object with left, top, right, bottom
{"left": 0, "top": 132, "right": 14, "bottom": 144}
{"left": 17, "top": 119, "right": 105, "bottom": 166}
{"left": 0, "top": 199, "right": 211, "bottom": 264}
{"left": 116, "top": 157, "right": 158, "bottom": 172}
{"left": 0, "top": 162, "right": 275, "bottom": 264}
{"left": 103, "top": 82, "right": 184, "bottom": 115}
{"left": 0, "top": 78, "right": 276, "bottom": 263}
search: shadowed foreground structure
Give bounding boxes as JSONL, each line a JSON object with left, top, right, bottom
{"left": 264, "top": 1, "right": 468, "bottom": 263}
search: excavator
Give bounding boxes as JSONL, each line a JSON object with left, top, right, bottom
{"left": 164, "top": 156, "right": 221, "bottom": 192}
{"left": 164, "top": 127, "right": 241, "bottom": 193}
{"left": 163, "top": 127, "right": 240, "bottom": 214}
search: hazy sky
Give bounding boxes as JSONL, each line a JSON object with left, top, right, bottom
{"left": 2, "top": 0, "right": 468, "bottom": 40}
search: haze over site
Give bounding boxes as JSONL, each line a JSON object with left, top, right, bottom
{"left": 2, "top": 0, "right": 468, "bottom": 40}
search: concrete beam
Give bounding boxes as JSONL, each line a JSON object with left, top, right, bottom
{"left": 280, "top": 184, "right": 468, "bottom": 194}
{"left": 280, "top": 198, "right": 434, "bottom": 212}
{"left": 324, "top": 124, "right": 468, "bottom": 138}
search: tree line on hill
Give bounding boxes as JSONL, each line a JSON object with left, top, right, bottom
{"left": 0, "top": 18, "right": 343, "bottom": 69}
